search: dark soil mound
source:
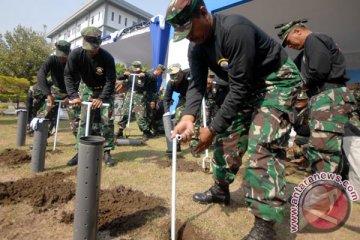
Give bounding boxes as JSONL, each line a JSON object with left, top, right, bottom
{"left": 0, "top": 148, "right": 31, "bottom": 166}
{"left": 0, "top": 171, "right": 75, "bottom": 212}
{"left": 155, "top": 159, "right": 202, "bottom": 172}
{"left": 98, "top": 186, "right": 167, "bottom": 236}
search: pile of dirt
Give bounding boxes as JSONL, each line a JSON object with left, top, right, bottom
{"left": 0, "top": 148, "right": 31, "bottom": 166}
{"left": 0, "top": 171, "right": 75, "bottom": 213}
{"left": 98, "top": 186, "right": 168, "bottom": 236}
{"left": 155, "top": 159, "right": 202, "bottom": 172}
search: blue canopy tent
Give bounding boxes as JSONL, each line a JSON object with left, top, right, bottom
{"left": 101, "top": 15, "right": 171, "bottom": 90}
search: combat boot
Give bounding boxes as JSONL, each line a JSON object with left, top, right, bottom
{"left": 66, "top": 153, "right": 78, "bottom": 166}
{"left": 142, "top": 130, "right": 154, "bottom": 141}
{"left": 192, "top": 183, "right": 230, "bottom": 206}
{"left": 104, "top": 150, "right": 116, "bottom": 167}
{"left": 116, "top": 128, "right": 124, "bottom": 139}
{"left": 242, "top": 217, "right": 276, "bottom": 240}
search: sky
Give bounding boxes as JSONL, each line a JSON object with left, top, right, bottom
{"left": 0, "top": 0, "right": 169, "bottom": 37}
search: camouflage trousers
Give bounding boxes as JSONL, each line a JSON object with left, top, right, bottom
{"left": 50, "top": 85, "right": 80, "bottom": 136}
{"left": 76, "top": 86, "right": 115, "bottom": 151}
{"left": 212, "top": 58, "right": 301, "bottom": 223}
{"left": 174, "top": 98, "right": 200, "bottom": 149}
{"left": 118, "top": 91, "right": 150, "bottom": 132}
{"left": 25, "top": 86, "right": 47, "bottom": 124}
{"left": 307, "top": 87, "right": 357, "bottom": 173}
{"left": 25, "top": 85, "right": 80, "bottom": 136}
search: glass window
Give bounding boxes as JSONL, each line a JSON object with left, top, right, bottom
{"left": 125, "top": 18, "right": 127, "bottom": 27}
{"left": 111, "top": 12, "right": 114, "bottom": 21}
{"left": 118, "top": 15, "right": 121, "bottom": 24}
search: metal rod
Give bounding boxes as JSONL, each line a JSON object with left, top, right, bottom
{"left": 201, "top": 98, "right": 209, "bottom": 169}
{"left": 171, "top": 134, "right": 181, "bottom": 240}
{"left": 52, "top": 100, "right": 63, "bottom": 151}
{"left": 126, "top": 74, "right": 140, "bottom": 128}
{"left": 81, "top": 102, "right": 110, "bottom": 137}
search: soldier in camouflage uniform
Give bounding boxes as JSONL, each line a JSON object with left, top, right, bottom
{"left": 166, "top": 1, "right": 301, "bottom": 239}
{"left": 287, "top": 91, "right": 310, "bottom": 171}
{"left": 64, "top": 26, "right": 116, "bottom": 167}
{"left": 25, "top": 84, "right": 48, "bottom": 133}
{"left": 35, "top": 40, "right": 80, "bottom": 138}
{"left": 279, "top": 20, "right": 358, "bottom": 173}
{"left": 146, "top": 64, "right": 167, "bottom": 135}
{"left": 116, "top": 61, "right": 155, "bottom": 140}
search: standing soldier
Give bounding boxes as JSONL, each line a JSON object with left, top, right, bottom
{"left": 147, "top": 64, "right": 167, "bottom": 135}
{"left": 116, "top": 61, "right": 154, "bottom": 140}
{"left": 278, "top": 20, "right": 358, "bottom": 173}
{"left": 64, "top": 26, "right": 116, "bottom": 167}
{"left": 166, "top": 0, "right": 302, "bottom": 239}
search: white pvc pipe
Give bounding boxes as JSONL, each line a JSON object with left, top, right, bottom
{"left": 171, "top": 134, "right": 181, "bottom": 240}
{"left": 52, "top": 100, "right": 63, "bottom": 151}
{"left": 201, "top": 98, "right": 209, "bottom": 169}
{"left": 81, "top": 102, "right": 110, "bottom": 137}
{"left": 127, "top": 74, "right": 140, "bottom": 128}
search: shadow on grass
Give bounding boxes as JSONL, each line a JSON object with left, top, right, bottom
{"left": 112, "top": 149, "right": 168, "bottom": 162}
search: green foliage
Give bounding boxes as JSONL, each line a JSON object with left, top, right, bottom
{"left": 0, "top": 25, "right": 52, "bottom": 82}
{"left": 0, "top": 93, "right": 27, "bottom": 102}
{"left": 0, "top": 75, "right": 30, "bottom": 95}
{"left": 115, "top": 63, "right": 126, "bottom": 76}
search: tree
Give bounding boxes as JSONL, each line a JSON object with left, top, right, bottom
{"left": 0, "top": 25, "right": 52, "bottom": 82}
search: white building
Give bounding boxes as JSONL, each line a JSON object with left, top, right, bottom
{"left": 47, "top": 0, "right": 152, "bottom": 49}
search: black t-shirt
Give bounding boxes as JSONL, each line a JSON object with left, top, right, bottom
{"left": 163, "top": 69, "right": 190, "bottom": 112}
{"left": 64, "top": 47, "right": 116, "bottom": 100}
{"left": 37, "top": 55, "right": 66, "bottom": 95}
{"left": 185, "top": 14, "right": 288, "bottom": 133}
{"left": 302, "top": 33, "right": 348, "bottom": 96}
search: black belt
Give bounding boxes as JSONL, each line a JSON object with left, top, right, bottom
{"left": 91, "top": 86, "right": 104, "bottom": 90}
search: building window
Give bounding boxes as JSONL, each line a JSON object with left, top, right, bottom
{"left": 118, "top": 15, "right": 121, "bottom": 24}
{"left": 91, "top": 16, "right": 94, "bottom": 24}
{"left": 111, "top": 12, "right": 114, "bottom": 21}
{"left": 125, "top": 18, "right": 127, "bottom": 27}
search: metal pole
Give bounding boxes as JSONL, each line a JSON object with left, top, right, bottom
{"left": 73, "top": 136, "right": 105, "bottom": 240}
{"left": 16, "top": 109, "right": 27, "bottom": 146}
{"left": 31, "top": 119, "right": 49, "bottom": 172}
{"left": 81, "top": 102, "right": 110, "bottom": 137}
{"left": 171, "top": 134, "right": 182, "bottom": 240}
{"left": 163, "top": 112, "right": 173, "bottom": 153}
{"left": 126, "top": 74, "right": 139, "bottom": 128}
{"left": 201, "top": 98, "right": 209, "bottom": 169}
{"left": 53, "top": 100, "right": 63, "bottom": 151}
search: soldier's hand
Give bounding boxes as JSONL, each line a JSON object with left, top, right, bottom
{"left": 150, "top": 101, "right": 156, "bottom": 109}
{"left": 69, "top": 98, "right": 82, "bottom": 106}
{"left": 63, "top": 97, "right": 70, "bottom": 106}
{"left": 115, "top": 80, "right": 127, "bottom": 94}
{"left": 171, "top": 115, "right": 195, "bottom": 142}
{"left": 47, "top": 94, "right": 55, "bottom": 107}
{"left": 92, "top": 98, "right": 103, "bottom": 109}
{"left": 124, "top": 71, "right": 130, "bottom": 76}
{"left": 194, "top": 127, "right": 215, "bottom": 154}
{"left": 139, "top": 72, "right": 145, "bottom": 78}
